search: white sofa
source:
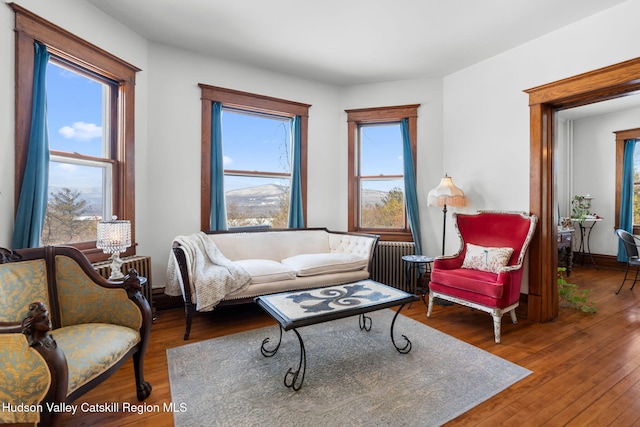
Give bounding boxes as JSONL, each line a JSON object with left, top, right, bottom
{"left": 169, "top": 228, "right": 378, "bottom": 339}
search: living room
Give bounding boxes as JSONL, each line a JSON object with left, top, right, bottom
{"left": 2, "top": 0, "right": 640, "bottom": 425}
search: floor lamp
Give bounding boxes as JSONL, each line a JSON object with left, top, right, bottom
{"left": 428, "top": 174, "right": 467, "bottom": 256}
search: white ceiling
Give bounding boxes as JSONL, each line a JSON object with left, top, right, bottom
{"left": 86, "top": 0, "right": 629, "bottom": 86}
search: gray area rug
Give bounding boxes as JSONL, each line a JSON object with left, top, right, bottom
{"left": 167, "top": 309, "right": 531, "bottom": 426}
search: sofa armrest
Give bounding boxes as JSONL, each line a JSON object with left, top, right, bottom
{"left": 0, "top": 333, "right": 53, "bottom": 425}
{"left": 328, "top": 231, "right": 379, "bottom": 272}
{"left": 0, "top": 302, "right": 68, "bottom": 426}
{"left": 55, "top": 253, "right": 147, "bottom": 331}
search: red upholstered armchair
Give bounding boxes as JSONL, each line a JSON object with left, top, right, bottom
{"left": 427, "top": 211, "right": 537, "bottom": 343}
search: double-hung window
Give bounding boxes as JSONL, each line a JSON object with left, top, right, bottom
{"left": 42, "top": 60, "right": 116, "bottom": 246}
{"left": 346, "top": 105, "right": 419, "bottom": 241}
{"left": 199, "top": 85, "right": 310, "bottom": 230}
{"left": 13, "top": 5, "right": 139, "bottom": 261}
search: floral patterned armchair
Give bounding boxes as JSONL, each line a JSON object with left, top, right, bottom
{"left": 427, "top": 211, "right": 537, "bottom": 343}
{"left": 0, "top": 246, "right": 152, "bottom": 426}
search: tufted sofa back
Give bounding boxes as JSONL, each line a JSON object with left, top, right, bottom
{"left": 206, "top": 228, "right": 378, "bottom": 270}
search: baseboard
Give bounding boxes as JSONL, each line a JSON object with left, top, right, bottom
{"left": 572, "top": 253, "right": 626, "bottom": 271}
{"left": 153, "top": 289, "right": 183, "bottom": 311}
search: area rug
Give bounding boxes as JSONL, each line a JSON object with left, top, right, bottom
{"left": 167, "top": 309, "right": 531, "bottom": 426}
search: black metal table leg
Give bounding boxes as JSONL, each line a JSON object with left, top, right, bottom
{"left": 260, "top": 325, "right": 283, "bottom": 357}
{"left": 284, "top": 328, "right": 306, "bottom": 391}
{"left": 359, "top": 313, "right": 372, "bottom": 331}
{"left": 390, "top": 304, "right": 412, "bottom": 354}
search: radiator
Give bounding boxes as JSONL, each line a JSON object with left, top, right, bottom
{"left": 371, "top": 241, "right": 416, "bottom": 292}
{"left": 93, "top": 255, "right": 153, "bottom": 312}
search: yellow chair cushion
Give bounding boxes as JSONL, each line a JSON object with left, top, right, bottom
{"left": 53, "top": 323, "right": 140, "bottom": 395}
{"left": 0, "top": 259, "right": 49, "bottom": 323}
{"left": 0, "top": 334, "right": 50, "bottom": 424}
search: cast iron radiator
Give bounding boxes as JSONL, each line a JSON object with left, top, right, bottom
{"left": 370, "top": 241, "right": 416, "bottom": 292}
{"left": 93, "top": 255, "right": 154, "bottom": 314}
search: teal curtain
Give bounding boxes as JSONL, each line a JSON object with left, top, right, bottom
{"left": 12, "top": 42, "right": 50, "bottom": 249}
{"left": 288, "top": 116, "right": 304, "bottom": 228}
{"left": 618, "top": 138, "right": 637, "bottom": 262}
{"left": 210, "top": 102, "right": 227, "bottom": 230}
{"left": 400, "top": 118, "right": 423, "bottom": 255}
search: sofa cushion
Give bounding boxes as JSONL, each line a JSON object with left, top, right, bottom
{"left": 234, "top": 259, "right": 297, "bottom": 284}
{"left": 461, "top": 243, "right": 513, "bottom": 274}
{"left": 281, "top": 253, "right": 367, "bottom": 276}
{"left": 431, "top": 267, "right": 504, "bottom": 300}
{"left": 54, "top": 323, "right": 140, "bottom": 395}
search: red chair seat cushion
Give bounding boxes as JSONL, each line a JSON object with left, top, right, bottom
{"left": 430, "top": 268, "right": 503, "bottom": 299}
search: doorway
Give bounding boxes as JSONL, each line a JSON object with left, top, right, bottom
{"left": 525, "top": 57, "right": 640, "bottom": 322}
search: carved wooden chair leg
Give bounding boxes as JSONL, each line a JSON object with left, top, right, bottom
{"left": 492, "top": 314, "right": 502, "bottom": 344}
{"left": 133, "top": 352, "right": 152, "bottom": 400}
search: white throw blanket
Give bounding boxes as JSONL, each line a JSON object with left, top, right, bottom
{"left": 166, "top": 232, "right": 251, "bottom": 312}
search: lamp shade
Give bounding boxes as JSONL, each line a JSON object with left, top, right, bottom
{"left": 427, "top": 175, "right": 466, "bottom": 208}
{"left": 96, "top": 216, "right": 131, "bottom": 254}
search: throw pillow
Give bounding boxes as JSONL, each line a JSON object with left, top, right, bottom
{"left": 461, "top": 243, "right": 514, "bottom": 274}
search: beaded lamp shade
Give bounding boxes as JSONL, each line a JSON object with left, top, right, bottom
{"left": 96, "top": 216, "right": 131, "bottom": 279}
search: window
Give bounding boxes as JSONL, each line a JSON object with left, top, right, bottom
{"left": 199, "top": 84, "right": 310, "bottom": 230}
{"left": 614, "top": 128, "right": 640, "bottom": 234}
{"left": 42, "top": 60, "right": 116, "bottom": 246}
{"left": 13, "top": 5, "right": 139, "bottom": 261}
{"left": 223, "top": 109, "right": 292, "bottom": 227}
{"left": 346, "top": 105, "right": 419, "bottom": 241}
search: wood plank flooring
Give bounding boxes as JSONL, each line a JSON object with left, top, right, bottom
{"left": 59, "top": 265, "right": 640, "bottom": 426}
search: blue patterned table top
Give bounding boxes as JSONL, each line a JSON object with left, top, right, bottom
{"left": 255, "top": 280, "right": 416, "bottom": 330}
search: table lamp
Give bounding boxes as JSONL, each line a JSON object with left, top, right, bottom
{"left": 96, "top": 216, "right": 131, "bottom": 280}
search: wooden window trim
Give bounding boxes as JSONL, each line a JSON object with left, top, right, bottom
{"left": 199, "top": 84, "right": 311, "bottom": 231}
{"left": 614, "top": 128, "right": 640, "bottom": 234}
{"left": 12, "top": 4, "right": 140, "bottom": 262}
{"left": 345, "top": 105, "right": 419, "bottom": 241}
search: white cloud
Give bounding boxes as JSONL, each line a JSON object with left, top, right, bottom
{"left": 58, "top": 122, "right": 102, "bottom": 141}
{"left": 223, "top": 156, "right": 233, "bottom": 165}
{"left": 55, "top": 163, "right": 78, "bottom": 172}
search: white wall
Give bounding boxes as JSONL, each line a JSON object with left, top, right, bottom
{"left": 570, "top": 106, "right": 640, "bottom": 256}
{"left": 443, "top": 0, "right": 640, "bottom": 255}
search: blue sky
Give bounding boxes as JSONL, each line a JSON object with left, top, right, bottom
{"left": 47, "top": 61, "right": 105, "bottom": 189}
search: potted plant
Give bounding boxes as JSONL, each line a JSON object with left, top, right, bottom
{"left": 557, "top": 267, "right": 597, "bottom": 313}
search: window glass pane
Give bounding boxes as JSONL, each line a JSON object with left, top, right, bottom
{"left": 360, "top": 179, "right": 405, "bottom": 228}
{"left": 47, "top": 61, "right": 108, "bottom": 157}
{"left": 360, "top": 124, "right": 403, "bottom": 176}
{"left": 42, "top": 161, "right": 106, "bottom": 245}
{"left": 222, "top": 110, "right": 291, "bottom": 173}
{"left": 225, "top": 175, "right": 290, "bottom": 228}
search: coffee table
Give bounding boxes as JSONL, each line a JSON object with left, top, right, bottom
{"left": 254, "top": 279, "right": 418, "bottom": 390}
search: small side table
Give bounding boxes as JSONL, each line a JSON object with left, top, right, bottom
{"left": 402, "top": 255, "right": 435, "bottom": 304}
{"left": 572, "top": 218, "right": 602, "bottom": 269}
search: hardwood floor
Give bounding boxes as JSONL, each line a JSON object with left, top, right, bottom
{"left": 59, "top": 265, "right": 640, "bottom": 426}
